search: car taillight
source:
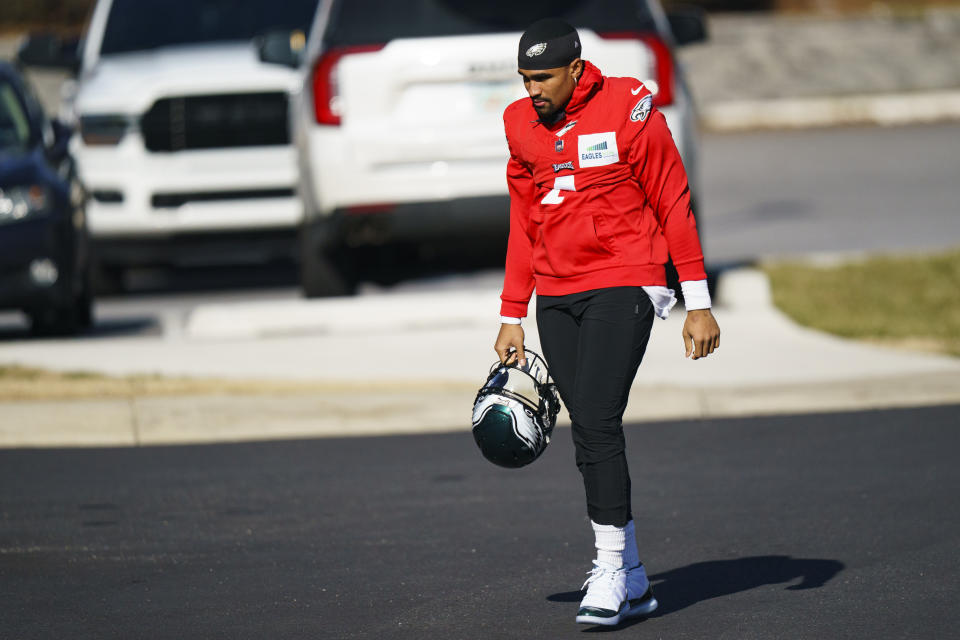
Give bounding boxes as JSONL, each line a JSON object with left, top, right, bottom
{"left": 346, "top": 204, "right": 394, "bottom": 215}
{"left": 312, "top": 44, "right": 385, "bottom": 125}
{"left": 597, "top": 32, "right": 675, "bottom": 108}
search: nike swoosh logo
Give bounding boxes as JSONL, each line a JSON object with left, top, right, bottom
{"left": 631, "top": 86, "right": 644, "bottom": 95}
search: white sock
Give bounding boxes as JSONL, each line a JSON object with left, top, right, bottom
{"left": 623, "top": 519, "right": 640, "bottom": 568}
{"left": 591, "top": 520, "right": 626, "bottom": 569}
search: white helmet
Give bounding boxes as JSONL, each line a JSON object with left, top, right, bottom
{"left": 471, "top": 349, "right": 561, "bottom": 468}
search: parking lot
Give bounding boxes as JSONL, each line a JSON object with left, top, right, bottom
{"left": 2, "top": 5, "right": 960, "bottom": 637}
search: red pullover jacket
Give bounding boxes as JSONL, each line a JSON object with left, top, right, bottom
{"left": 500, "top": 60, "right": 707, "bottom": 318}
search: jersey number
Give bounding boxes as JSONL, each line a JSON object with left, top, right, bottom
{"left": 541, "top": 175, "right": 576, "bottom": 205}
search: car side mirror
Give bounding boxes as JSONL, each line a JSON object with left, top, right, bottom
{"left": 16, "top": 33, "right": 81, "bottom": 73}
{"left": 667, "top": 7, "right": 708, "bottom": 47}
{"left": 257, "top": 30, "right": 305, "bottom": 68}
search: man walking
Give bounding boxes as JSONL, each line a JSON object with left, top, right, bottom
{"left": 494, "top": 18, "right": 720, "bottom": 626}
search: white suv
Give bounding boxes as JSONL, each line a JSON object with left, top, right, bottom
{"left": 264, "top": 0, "right": 705, "bottom": 297}
{"left": 54, "top": 0, "right": 317, "bottom": 287}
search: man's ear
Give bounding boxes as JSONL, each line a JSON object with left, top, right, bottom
{"left": 570, "top": 58, "right": 583, "bottom": 81}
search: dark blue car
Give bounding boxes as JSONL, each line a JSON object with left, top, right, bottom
{"left": 0, "top": 61, "right": 92, "bottom": 334}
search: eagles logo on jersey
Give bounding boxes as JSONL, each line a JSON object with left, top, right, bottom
{"left": 630, "top": 94, "right": 652, "bottom": 123}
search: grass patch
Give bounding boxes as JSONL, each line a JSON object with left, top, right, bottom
{"left": 763, "top": 248, "right": 960, "bottom": 357}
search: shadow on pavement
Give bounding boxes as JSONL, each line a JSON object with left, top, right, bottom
{"left": 547, "top": 555, "right": 844, "bottom": 632}
{"left": 0, "top": 316, "right": 158, "bottom": 342}
{"left": 115, "top": 261, "right": 299, "bottom": 295}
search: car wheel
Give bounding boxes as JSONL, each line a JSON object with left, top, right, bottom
{"left": 299, "top": 227, "right": 357, "bottom": 298}
{"left": 29, "top": 267, "right": 94, "bottom": 336}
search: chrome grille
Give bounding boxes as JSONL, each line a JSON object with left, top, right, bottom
{"left": 141, "top": 92, "right": 288, "bottom": 152}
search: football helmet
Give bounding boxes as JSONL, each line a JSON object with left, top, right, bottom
{"left": 472, "top": 349, "right": 561, "bottom": 468}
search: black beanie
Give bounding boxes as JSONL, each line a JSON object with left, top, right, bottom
{"left": 517, "top": 18, "right": 581, "bottom": 69}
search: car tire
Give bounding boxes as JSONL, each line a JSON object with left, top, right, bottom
{"left": 29, "top": 266, "right": 94, "bottom": 336}
{"left": 91, "top": 261, "right": 126, "bottom": 296}
{"left": 299, "top": 226, "right": 357, "bottom": 298}
{"left": 75, "top": 271, "right": 94, "bottom": 329}
{"left": 29, "top": 302, "right": 79, "bottom": 336}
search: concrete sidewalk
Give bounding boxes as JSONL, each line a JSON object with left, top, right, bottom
{"left": 1, "top": 268, "right": 959, "bottom": 448}
{"left": 682, "top": 10, "right": 960, "bottom": 130}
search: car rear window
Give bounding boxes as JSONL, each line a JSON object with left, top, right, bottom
{"left": 100, "top": 0, "right": 318, "bottom": 55}
{"left": 325, "top": 0, "right": 657, "bottom": 47}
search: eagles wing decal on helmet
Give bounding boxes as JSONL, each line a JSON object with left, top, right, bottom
{"left": 473, "top": 396, "right": 536, "bottom": 450}
{"left": 471, "top": 349, "right": 561, "bottom": 469}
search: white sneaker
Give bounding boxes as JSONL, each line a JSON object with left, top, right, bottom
{"left": 575, "top": 562, "right": 628, "bottom": 626}
{"left": 625, "top": 563, "right": 658, "bottom": 618}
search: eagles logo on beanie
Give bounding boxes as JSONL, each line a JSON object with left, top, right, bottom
{"left": 518, "top": 18, "right": 581, "bottom": 69}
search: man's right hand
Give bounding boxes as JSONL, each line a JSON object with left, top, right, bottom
{"left": 495, "top": 323, "right": 526, "bottom": 366}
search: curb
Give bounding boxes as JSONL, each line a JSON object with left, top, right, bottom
{"left": 4, "top": 371, "right": 960, "bottom": 449}
{"left": 4, "top": 269, "right": 960, "bottom": 448}
{"left": 700, "top": 90, "right": 960, "bottom": 132}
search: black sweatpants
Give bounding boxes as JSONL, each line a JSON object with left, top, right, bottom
{"left": 536, "top": 286, "right": 655, "bottom": 527}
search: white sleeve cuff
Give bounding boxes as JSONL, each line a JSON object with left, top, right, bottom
{"left": 680, "top": 279, "right": 712, "bottom": 310}
{"left": 500, "top": 316, "right": 522, "bottom": 325}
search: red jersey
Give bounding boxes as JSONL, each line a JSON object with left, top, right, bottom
{"left": 500, "top": 60, "right": 707, "bottom": 318}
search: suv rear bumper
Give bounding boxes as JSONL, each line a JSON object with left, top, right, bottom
{"left": 312, "top": 195, "right": 510, "bottom": 248}
{"left": 93, "top": 228, "right": 296, "bottom": 268}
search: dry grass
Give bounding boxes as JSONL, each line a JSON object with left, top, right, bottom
{"left": 763, "top": 248, "right": 960, "bottom": 357}
{"left": 0, "top": 365, "right": 309, "bottom": 400}
{"left": 0, "top": 365, "right": 473, "bottom": 401}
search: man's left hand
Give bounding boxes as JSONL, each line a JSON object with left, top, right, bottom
{"left": 682, "top": 309, "right": 720, "bottom": 360}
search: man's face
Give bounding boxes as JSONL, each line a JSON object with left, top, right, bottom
{"left": 518, "top": 59, "right": 582, "bottom": 119}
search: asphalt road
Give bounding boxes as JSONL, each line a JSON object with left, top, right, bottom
{"left": 700, "top": 122, "right": 960, "bottom": 264}
{"left": 2, "top": 122, "right": 958, "bottom": 339}
{"left": 2, "top": 405, "right": 958, "bottom": 639}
